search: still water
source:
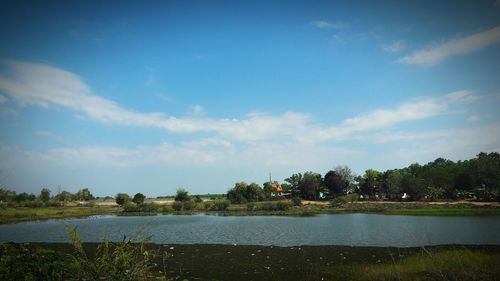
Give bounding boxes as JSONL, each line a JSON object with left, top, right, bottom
{"left": 0, "top": 214, "right": 499, "bottom": 247}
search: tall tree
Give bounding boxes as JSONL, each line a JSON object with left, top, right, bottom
{"left": 40, "top": 188, "right": 51, "bottom": 202}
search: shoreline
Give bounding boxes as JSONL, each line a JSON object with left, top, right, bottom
{"left": 1, "top": 201, "right": 500, "bottom": 224}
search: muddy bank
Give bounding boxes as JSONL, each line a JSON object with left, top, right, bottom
{"left": 24, "top": 243, "right": 500, "bottom": 281}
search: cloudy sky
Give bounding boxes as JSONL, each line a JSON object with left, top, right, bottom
{"left": 0, "top": 0, "right": 499, "bottom": 197}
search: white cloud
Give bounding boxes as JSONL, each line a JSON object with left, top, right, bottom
{"left": 397, "top": 25, "right": 500, "bottom": 65}
{"left": 0, "top": 60, "right": 480, "bottom": 145}
{"left": 382, "top": 41, "right": 406, "bottom": 53}
{"left": 310, "top": 20, "right": 344, "bottom": 29}
{"left": 316, "top": 90, "right": 478, "bottom": 141}
{"left": 0, "top": 95, "right": 6, "bottom": 104}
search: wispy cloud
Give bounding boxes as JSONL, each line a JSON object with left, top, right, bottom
{"left": 397, "top": 25, "right": 500, "bottom": 65}
{"left": 382, "top": 41, "right": 406, "bottom": 53}
{"left": 310, "top": 20, "right": 344, "bottom": 29}
{"left": 0, "top": 94, "right": 6, "bottom": 104}
{"left": 0, "top": 60, "right": 479, "bottom": 145}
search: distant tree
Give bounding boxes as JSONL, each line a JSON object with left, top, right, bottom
{"left": 246, "top": 183, "right": 264, "bottom": 202}
{"left": 359, "top": 169, "right": 382, "bottom": 196}
{"left": 115, "top": 193, "right": 131, "bottom": 206}
{"left": 300, "top": 172, "right": 322, "bottom": 200}
{"left": 40, "top": 188, "right": 51, "bottom": 202}
{"left": 132, "top": 193, "right": 146, "bottom": 205}
{"left": 334, "top": 165, "right": 355, "bottom": 184}
{"left": 76, "top": 188, "right": 94, "bottom": 201}
{"left": 174, "top": 188, "right": 189, "bottom": 202}
{"left": 324, "top": 170, "right": 348, "bottom": 197}
{"left": 0, "top": 188, "right": 16, "bottom": 202}
{"left": 401, "top": 173, "right": 425, "bottom": 200}
{"left": 56, "top": 191, "right": 73, "bottom": 203}
{"left": 285, "top": 173, "right": 303, "bottom": 195}
{"left": 227, "top": 182, "right": 248, "bottom": 204}
{"left": 380, "top": 170, "right": 403, "bottom": 199}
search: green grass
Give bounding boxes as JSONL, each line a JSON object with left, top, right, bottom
{"left": 0, "top": 206, "right": 119, "bottom": 224}
{"left": 315, "top": 250, "right": 500, "bottom": 281}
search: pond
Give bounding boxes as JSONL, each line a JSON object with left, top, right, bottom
{"left": 0, "top": 214, "right": 499, "bottom": 247}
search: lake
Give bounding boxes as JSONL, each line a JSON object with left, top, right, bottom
{"left": 0, "top": 214, "right": 499, "bottom": 247}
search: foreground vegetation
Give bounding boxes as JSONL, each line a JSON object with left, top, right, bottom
{"left": 1, "top": 236, "right": 499, "bottom": 281}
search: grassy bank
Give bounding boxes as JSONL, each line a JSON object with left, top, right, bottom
{"left": 1, "top": 242, "right": 499, "bottom": 281}
{"left": 1, "top": 201, "right": 499, "bottom": 224}
{"left": 0, "top": 206, "right": 119, "bottom": 224}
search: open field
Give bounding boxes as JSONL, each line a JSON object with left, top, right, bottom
{"left": 1, "top": 243, "right": 499, "bottom": 281}
{"left": 0, "top": 206, "right": 120, "bottom": 224}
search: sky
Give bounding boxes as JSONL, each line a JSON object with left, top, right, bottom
{"left": 0, "top": 0, "right": 499, "bottom": 197}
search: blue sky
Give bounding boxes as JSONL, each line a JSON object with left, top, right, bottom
{"left": 0, "top": 0, "right": 499, "bottom": 197}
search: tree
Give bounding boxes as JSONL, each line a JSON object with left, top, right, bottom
{"left": 285, "top": 173, "right": 303, "bottom": 196}
{"left": 175, "top": 188, "right": 189, "bottom": 202}
{"left": 0, "top": 188, "right": 16, "bottom": 202}
{"left": 40, "top": 188, "right": 51, "bottom": 202}
{"left": 132, "top": 193, "right": 146, "bottom": 205}
{"left": 300, "top": 172, "right": 322, "bottom": 200}
{"left": 56, "top": 191, "right": 73, "bottom": 203}
{"left": 115, "top": 193, "right": 131, "bottom": 206}
{"left": 359, "top": 169, "right": 381, "bottom": 196}
{"left": 324, "top": 170, "right": 347, "bottom": 197}
{"left": 76, "top": 188, "right": 94, "bottom": 201}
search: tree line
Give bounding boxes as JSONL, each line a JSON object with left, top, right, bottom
{"left": 227, "top": 152, "right": 500, "bottom": 202}
{"left": 0, "top": 188, "right": 95, "bottom": 207}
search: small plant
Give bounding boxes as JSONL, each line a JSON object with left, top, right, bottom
{"left": 210, "top": 200, "right": 230, "bottom": 211}
{"left": 172, "top": 201, "right": 183, "bottom": 211}
{"left": 291, "top": 196, "right": 302, "bottom": 206}
{"left": 192, "top": 195, "right": 203, "bottom": 203}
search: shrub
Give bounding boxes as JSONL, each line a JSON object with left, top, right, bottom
{"left": 203, "top": 201, "right": 213, "bottom": 210}
{"left": 183, "top": 200, "right": 194, "bottom": 211}
{"left": 192, "top": 195, "right": 203, "bottom": 203}
{"left": 172, "top": 201, "right": 183, "bottom": 211}
{"left": 115, "top": 193, "right": 131, "bottom": 206}
{"left": 174, "top": 189, "right": 189, "bottom": 202}
{"left": 132, "top": 193, "right": 146, "bottom": 205}
{"left": 210, "top": 200, "right": 230, "bottom": 211}
{"left": 291, "top": 196, "right": 302, "bottom": 206}
{"left": 247, "top": 202, "right": 255, "bottom": 211}
{"left": 256, "top": 201, "right": 290, "bottom": 211}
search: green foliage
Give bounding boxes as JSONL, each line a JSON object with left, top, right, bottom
{"left": 39, "top": 188, "right": 51, "bottom": 202}
{"left": 123, "top": 202, "right": 160, "bottom": 213}
{"left": 300, "top": 172, "right": 323, "bottom": 200}
{"left": 172, "top": 201, "right": 183, "bottom": 211}
{"left": 65, "top": 225, "right": 157, "bottom": 280}
{"left": 174, "top": 188, "right": 189, "bottom": 202}
{"left": 291, "top": 196, "right": 302, "bottom": 206}
{"left": 132, "top": 193, "right": 146, "bottom": 205}
{"left": 210, "top": 199, "right": 230, "bottom": 211}
{"left": 0, "top": 226, "right": 160, "bottom": 281}
{"left": 75, "top": 188, "right": 94, "bottom": 201}
{"left": 192, "top": 195, "right": 203, "bottom": 203}
{"left": 254, "top": 201, "right": 291, "bottom": 211}
{"left": 227, "top": 182, "right": 264, "bottom": 204}
{"left": 115, "top": 193, "right": 131, "bottom": 206}
{"left": 425, "top": 186, "right": 446, "bottom": 200}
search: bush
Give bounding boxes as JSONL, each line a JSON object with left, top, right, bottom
{"left": 291, "top": 196, "right": 302, "bottom": 206}
{"left": 192, "top": 195, "right": 203, "bottom": 203}
{"left": 115, "top": 193, "right": 131, "bottom": 206}
{"left": 132, "top": 193, "right": 146, "bottom": 205}
{"left": 172, "top": 201, "right": 183, "bottom": 211}
{"left": 210, "top": 200, "right": 230, "bottom": 211}
{"left": 247, "top": 202, "right": 255, "bottom": 211}
{"left": 174, "top": 189, "right": 189, "bottom": 202}
{"left": 183, "top": 200, "right": 194, "bottom": 211}
{"left": 255, "top": 201, "right": 290, "bottom": 211}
